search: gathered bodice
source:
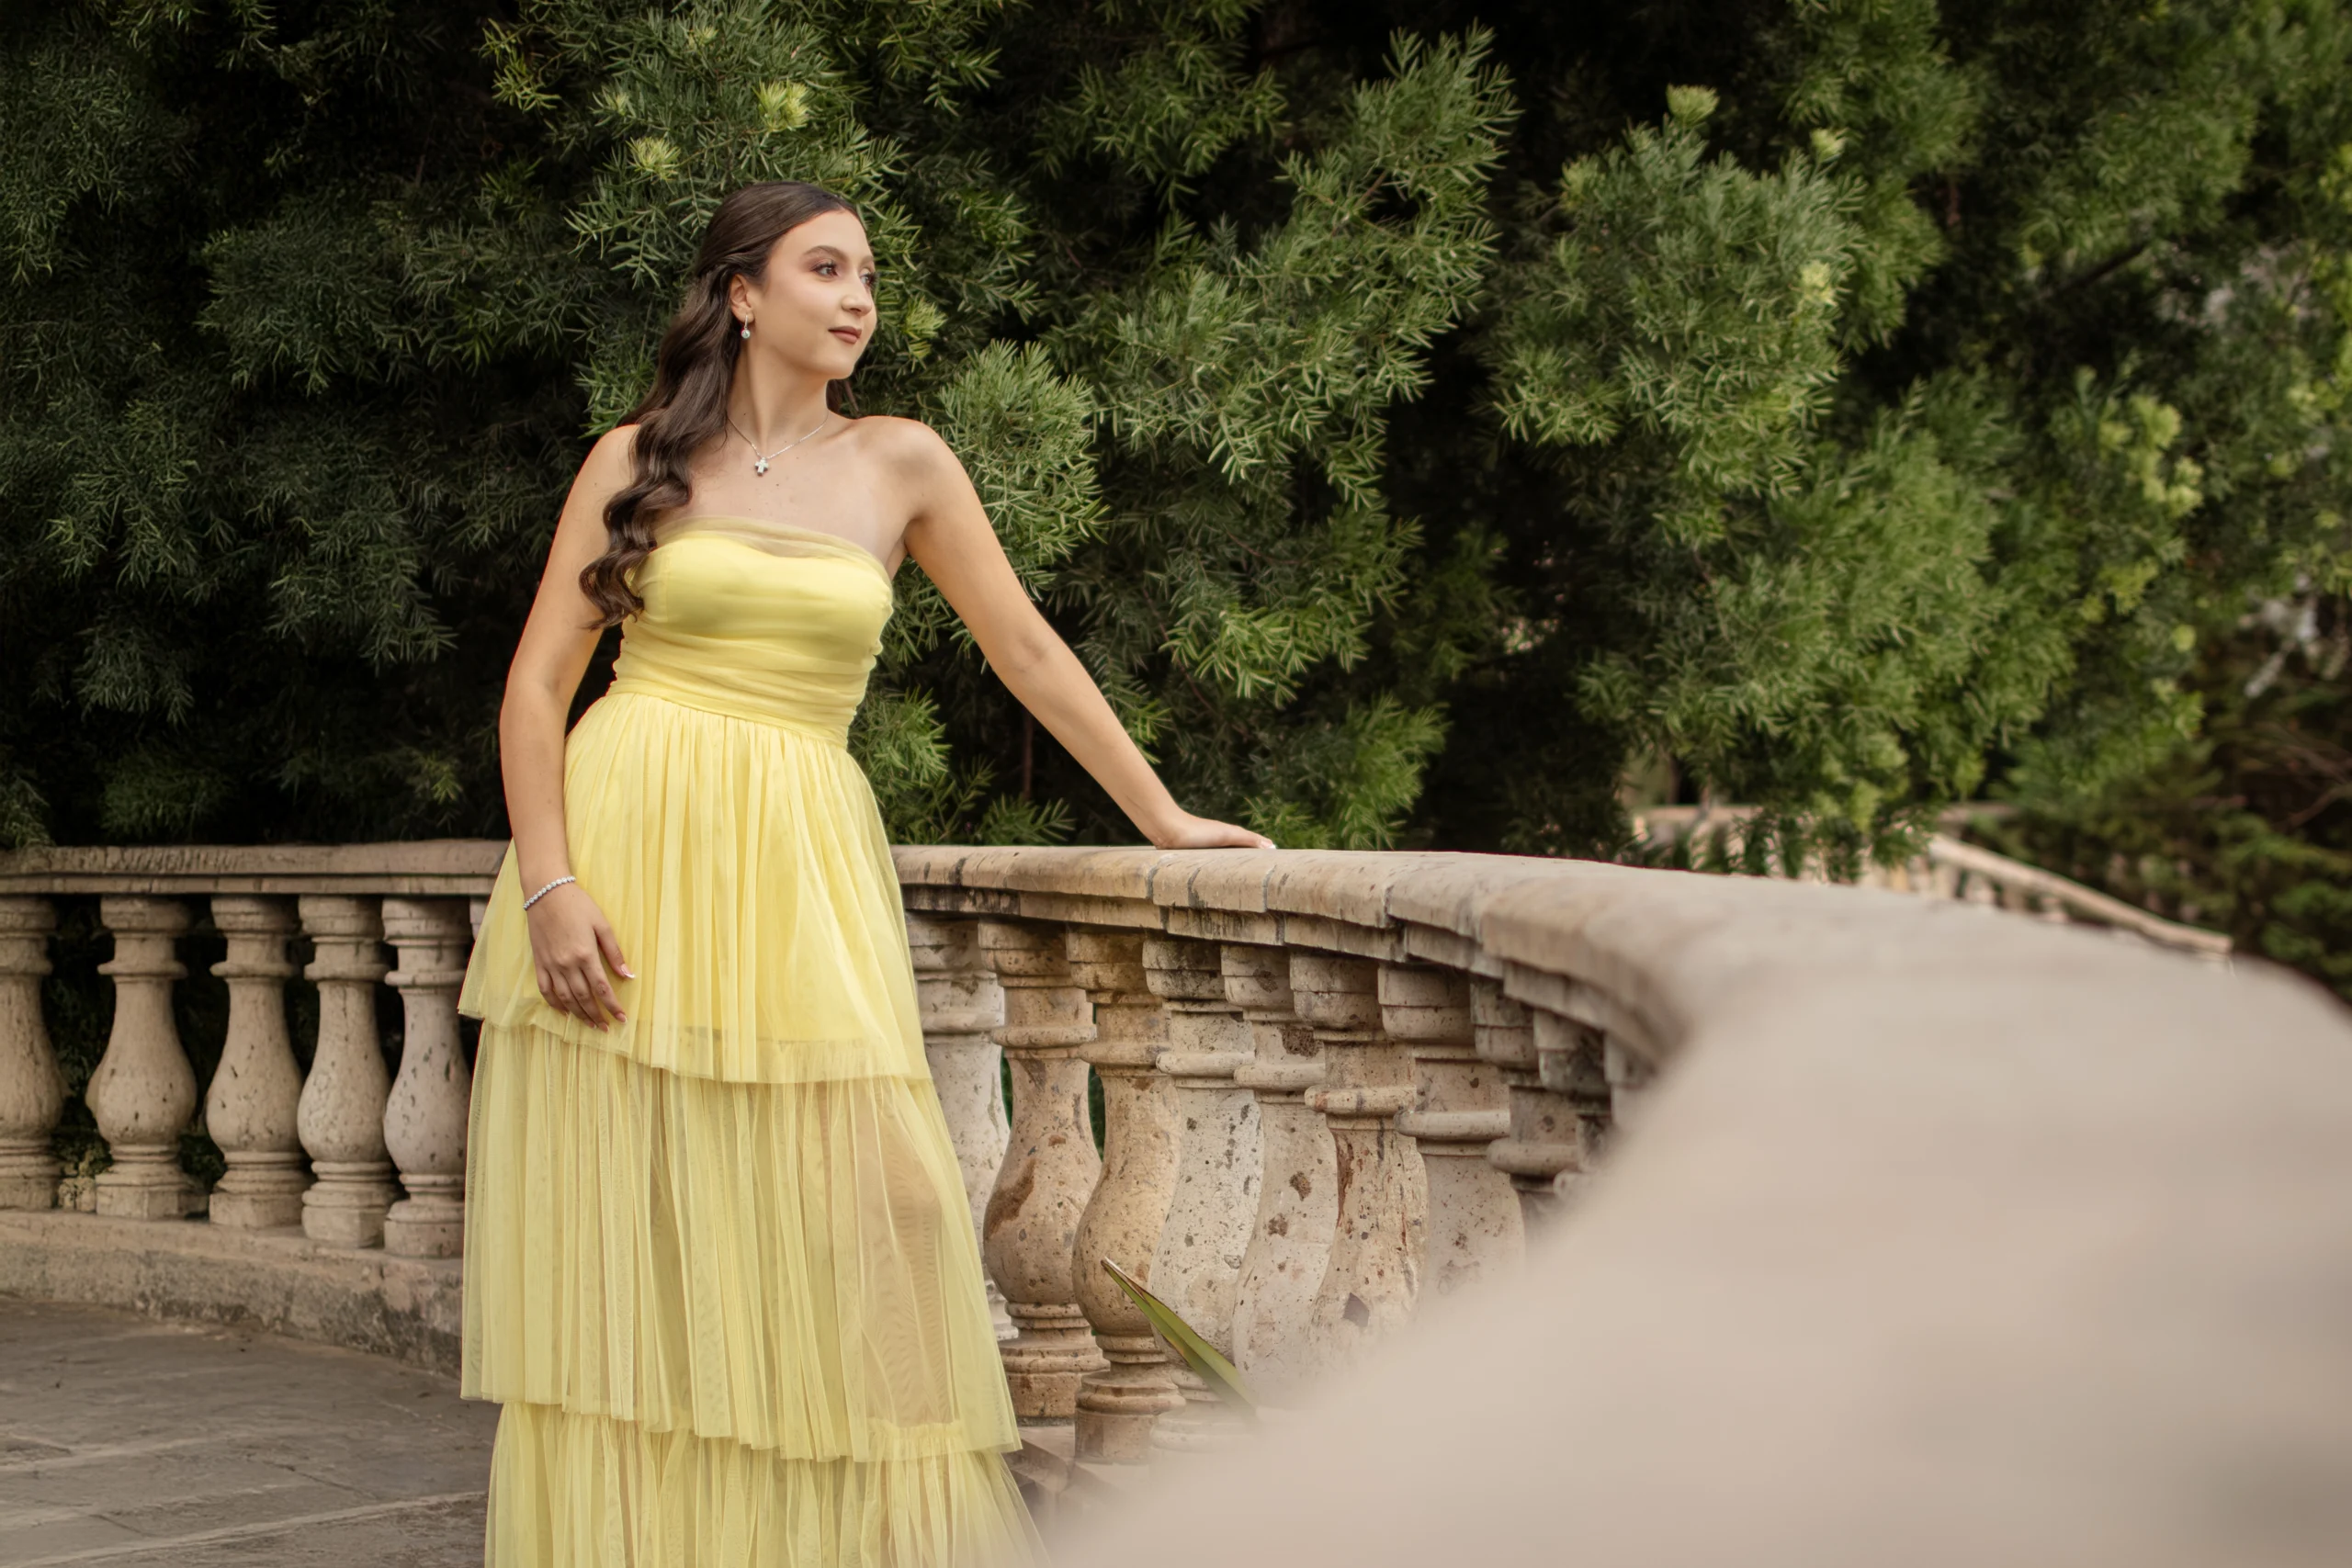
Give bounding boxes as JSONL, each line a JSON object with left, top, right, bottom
{"left": 606, "top": 515, "right": 896, "bottom": 744}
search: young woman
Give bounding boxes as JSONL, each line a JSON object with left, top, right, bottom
{"left": 456, "top": 180, "right": 1270, "bottom": 1564}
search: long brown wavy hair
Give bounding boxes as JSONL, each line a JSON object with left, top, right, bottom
{"left": 581, "top": 181, "right": 860, "bottom": 624}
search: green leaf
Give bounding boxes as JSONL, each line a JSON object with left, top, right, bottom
{"left": 1100, "top": 1258, "right": 1257, "bottom": 1417}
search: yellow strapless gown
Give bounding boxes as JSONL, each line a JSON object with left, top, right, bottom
{"left": 458, "top": 516, "right": 1034, "bottom": 1566}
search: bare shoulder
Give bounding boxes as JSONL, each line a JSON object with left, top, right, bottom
{"left": 581, "top": 422, "right": 641, "bottom": 483}
{"left": 547, "top": 423, "right": 640, "bottom": 546}
{"left": 849, "top": 413, "right": 961, "bottom": 483}
{"left": 560, "top": 422, "right": 640, "bottom": 509}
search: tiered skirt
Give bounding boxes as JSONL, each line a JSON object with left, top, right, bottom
{"left": 458, "top": 693, "right": 1033, "bottom": 1566}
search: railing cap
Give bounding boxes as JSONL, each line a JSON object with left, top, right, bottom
{"left": 0, "top": 840, "right": 506, "bottom": 897}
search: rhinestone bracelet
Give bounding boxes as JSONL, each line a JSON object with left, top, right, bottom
{"left": 522, "top": 874, "right": 577, "bottom": 911}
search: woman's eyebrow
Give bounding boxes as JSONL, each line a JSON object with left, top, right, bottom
{"left": 801, "top": 243, "right": 877, "bottom": 267}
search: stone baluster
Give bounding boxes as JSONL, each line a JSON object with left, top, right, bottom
{"left": 381, "top": 898, "right": 473, "bottom": 1258}
{"left": 1382, "top": 963, "right": 1521, "bottom": 1295}
{"left": 1543, "top": 1010, "right": 1618, "bottom": 1213}
{"left": 978, "top": 919, "right": 1106, "bottom": 1419}
{"left": 1291, "top": 952, "right": 1427, "bottom": 1376}
{"left": 1476, "top": 978, "right": 1607, "bottom": 1233}
{"left": 298, "top": 896, "right": 397, "bottom": 1247}
{"left": 1142, "top": 934, "right": 1260, "bottom": 1450}
{"left": 1067, "top": 929, "right": 1183, "bottom": 1461}
{"left": 1222, "top": 943, "right": 1337, "bottom": 1401}
{"left": 1532, "top": 1010, "right": 1614, "bottom": 1210}
{"left": 0, "top": 897, "right": 62, "bottom": 1209}
{"left": 87, "top": 897, "right": 197, "bottom": 1219}
{"left": 906, "top": 914, "right": 1012, "bottom": 1337}
{"left": 1602, "top": 1036, "right": 1657, "bottom": 1134}
{"left": 204, "top": 897, "right": 307, "bottom": 1229}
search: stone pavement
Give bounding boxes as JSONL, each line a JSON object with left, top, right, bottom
{"left": 0, "top": 1299, "right": 495, "bottom": 1567}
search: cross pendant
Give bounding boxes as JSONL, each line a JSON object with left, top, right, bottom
{"left": 754, "top": 458, "right": 769, "bottom": 476}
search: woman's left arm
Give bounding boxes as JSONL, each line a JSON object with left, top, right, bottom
{"left": 893, "top": 421, "right": 1270, "bottom": 851}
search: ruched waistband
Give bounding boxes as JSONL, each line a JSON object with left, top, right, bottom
{"left": 604, "top": 679, "right": 853, "bottom": 748}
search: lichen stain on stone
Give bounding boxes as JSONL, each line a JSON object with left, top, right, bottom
{"left": 985, "top": 1160, "right": 1035, "bottom": 1236}
{"left": 1289, "top": 1171, "right": 1312, "bottom": 1198}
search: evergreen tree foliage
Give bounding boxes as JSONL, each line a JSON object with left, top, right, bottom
{"left": 3, "top": 2, "right": 2348, "bottom": 967}
{"left": 1417, "top": 0, "right": 2352, "bottom": 869}
{"left": 1, "top": 0, "right": 1514, "bottom": 850}
{"left": 1990, "top": 572, "right": 2352, "bottom": 998}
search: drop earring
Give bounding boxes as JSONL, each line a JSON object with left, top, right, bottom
{"left": 739, "top": 320, "right": 752, "bottom": 339}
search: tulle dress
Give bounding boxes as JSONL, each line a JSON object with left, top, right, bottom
{"left": 457, "top": 513, "right": 1035, "bottom": 1566}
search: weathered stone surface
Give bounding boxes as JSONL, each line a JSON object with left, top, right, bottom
{"left": 0, "top": 898, "right": 61, "bottom": 1213}
{"left": 204, "top": 897, "right": 308, "bottom": 1232}
{"left": 380, "top": 898, "right": 474, "bottom": 1259}
{"left": 908, "top": 915, "right": 1012, "bottom": 1337}
{"left": 1382, "top": 964, "right": 1519, "bottom": 1294}
{"left": 296, "top": 897, "right": 396, "bottom": 1250}
{"left": 888, "top": 843, "right": 975, "bottom": 888}
{"left": 0, "top": 840, "right": 506, "bottom": 897}
{"left": 1261, "top": 852, "right": 1447, "bottom": 932}
{"left": 1221, "top": 944, "right": 1337, "bottom": 1401}
{"left": 0, "top": 1209, "right": 463, "bottom": 1373}
{"left": 980, "top": 920, "right": 1107, "bottom": 1418}
{"left": 1469, "top": 979, "right": 1575, "bottom": 1232}
{"left": 1068, "top": 931, "right": 1183, "bottom": 1461}
{"left": 1143, "top": 935, "right": 1261, "bottom": 1453}
{"left": 997, "top": 848, "right": 1170, "bottom": 901}
{"left": 1382, "top": 853, "right": 1612, "bottom": 943}
{"left": 88, "top": 898, "right": 198, "bottom": 1222}
{"left": 1161, "top": 905, "right": 1284, "bottom": 948}
{"left": 895, "top": 848, "right": 1171, "bottom": 931}
{"left": 1140, "top": 941, "right": 1258, "bottom": 1333}
{"left": 0, "top": 1297, "right": 492, "bottom": 1566}
{"left": 1149, "top": 852, "right": 1284, "bottom": 916}
{"left": 1054, "top": 874, "right": 2352, "bottom": 1568}
{"left": 1290, "top": 953, "right": 1425, "bottom": 1377}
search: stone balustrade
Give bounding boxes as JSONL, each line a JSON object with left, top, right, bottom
{"left": 3, "top": 837, "right": 2332, "bottom": 1541}
{"left": 0, "top": 844, "right": 502, "bottom": 1263}
{"left": 1634, "top": 807, "right": 2234, "bottom": 957}
{"left": 0, "top": 839, "right": 1694, "bottom": 1459}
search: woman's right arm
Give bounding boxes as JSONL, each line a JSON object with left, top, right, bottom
{"left": 498, "top": 424, "right": 639, "bottom": 1029}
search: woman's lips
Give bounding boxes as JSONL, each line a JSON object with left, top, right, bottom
{"left": 830, "top": 327, "right": 862, "bottom": 344}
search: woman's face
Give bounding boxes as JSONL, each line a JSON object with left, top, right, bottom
{"left": 732, "top": 208, "right": 876, "bottom": 380}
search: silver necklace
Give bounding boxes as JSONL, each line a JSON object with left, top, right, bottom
{"left": 729, "top": 411, "right": 827, "bottom": 476}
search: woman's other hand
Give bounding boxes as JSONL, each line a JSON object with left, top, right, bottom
{"left": 1151, "top": 813, "right": 1276, "bottom": 851}
{"left": 526, "top": 882, "right": 634, "bottom": 1029}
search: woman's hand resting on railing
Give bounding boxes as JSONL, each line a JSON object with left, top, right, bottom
{"left": 1148, "top": 812, "right": 1277, "bottom": 851}
{"left": 526, "top": 881, "right": 633, "bottom": 1029}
